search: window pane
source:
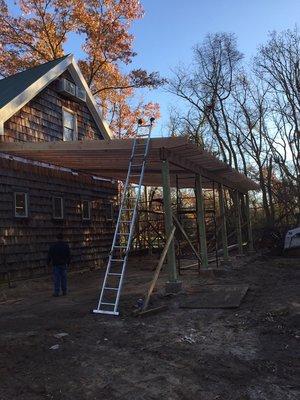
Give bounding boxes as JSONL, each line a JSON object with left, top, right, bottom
{"left": 82, "top": 201, "right": 90, "bottom": 220}
{"left": 15, "top": 193, "right": 27, "bottom": 217}
{"left": 63, "top": 110, "right": 76, "bottom": 141}
{"left": 63, "top": 126, "right": 73, "bottom": 141}
{"left": 65, "top": 80, "right": 76, "bottom": 96}
{"left": 64, "top": 111, "right": 74, "bottom": 129}
{"left": 53, "top": 197, "right": 63, "bottom": 219}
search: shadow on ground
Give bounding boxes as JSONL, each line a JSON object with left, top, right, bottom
{"left": 0, "top": 255, "right": 299, "bottom": 400}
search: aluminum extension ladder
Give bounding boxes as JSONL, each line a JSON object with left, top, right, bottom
{"left": 93, "top": 118, "right": 155, "bottom": 316}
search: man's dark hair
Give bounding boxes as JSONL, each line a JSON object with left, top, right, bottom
{"left": 57, "top": 232, "right": 64, "bottom": 240}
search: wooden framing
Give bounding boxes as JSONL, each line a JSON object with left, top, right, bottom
{"left": 161, "top": 160, "right": 177, "bottom": 283}
{"left": 195, "top": 174, "right": 208, "bottom": 268}
{"left": 0, "top": 137, "right": 259, "bottom": 192}
{"left": 172, "top": 213, "right": 202, "bottom": 264}
{"left": 245, "top": 193, "right": 254, "bottom": 252}
{"left": 235, "top": 190, "right": 243, "bottom": 255}
{"left": 218, "top": 184, "right": 229, "bottom": 261}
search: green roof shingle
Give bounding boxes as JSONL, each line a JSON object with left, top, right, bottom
{"left": 0, "top": 55, "right": 69, "bottom": 109}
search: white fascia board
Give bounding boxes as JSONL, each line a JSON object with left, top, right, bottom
{"left": 0, "top": 121, "right": 3, "bottom": 135}
{"left": 68, "top": 59, "right": 113, "bottom": 140}
{"left": 0, "top": 55, "right": 73, "bottom": 123}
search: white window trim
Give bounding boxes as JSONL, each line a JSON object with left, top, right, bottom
{"left": 14, "top": 192, "right": 28, "bottom": 218}
{"left": 52, "top": 196, "right": 64, "bottom": 220}
{"left": 62, "top": 106, "right": 78, "bottom": 141}
{"left": 82, "top": 200, "right": 91, "bottom": 221}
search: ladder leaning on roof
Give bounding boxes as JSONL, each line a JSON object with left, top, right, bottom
{"left": 93, "top": 118, "right": 155, "bottom": 316}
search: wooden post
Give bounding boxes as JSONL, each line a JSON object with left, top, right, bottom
{"left": 161, "top": 160, "right": 177, "bottom": 282}
{"left": 245, "top": 193, "right": 254, "bottom": 252}
{"left": 235, "top": 190, "right": 243, "bottom": 255}
{"left": 195, "top": 174, "right": 208, "bottom": 268}
{"left": 218, "top": 184, "right": 229, "bottom": 261}
{"left": 144, "top": 186, "right": 152, "bottom": 255}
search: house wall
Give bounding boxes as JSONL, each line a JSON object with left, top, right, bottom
{"left": 2, "top": 71, "right": 103, "bottom": 142}
{"left": 0, "top": 68, "right": 116, "bottom": 280}
{"left": 0, "top": 157, "right": 117, "bottom": 279}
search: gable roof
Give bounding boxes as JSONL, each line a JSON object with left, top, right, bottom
{"left": 0, "top": 56, "right": 68, "bottom": 109}
{"left": 0, "top": 54, "right": 112, "bottom": 139}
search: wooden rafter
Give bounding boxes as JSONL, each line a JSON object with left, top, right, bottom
{"left": 0, "top": 137, "right": 259, "bottom": 192}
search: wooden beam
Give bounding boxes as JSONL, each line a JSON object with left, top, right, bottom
{"left": 195, "top": 174, "right": 208, "bottom": 268}
{"left": 235, "top": 190, "right": 243, "bottom": 255}
{"left": 161, "top": 147, "right": 249, "bottom": 193}
{"left": 0, "top": 137, "right": 186, "bottom": 152}
{"left": 0, "top": 137, "right": 259, "bottom": 192}
{"left": 218, "top": 184, "right": 229, "bottom": 261}
{"left": 245, "top": 193, "right": 254, "bottom": 252}
{"left": 161, "top": 160, "right": 177, "bottom": 282}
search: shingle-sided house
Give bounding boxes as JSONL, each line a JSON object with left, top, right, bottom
{"left": 0, "top": 55, "right": 117, "bottom": 280}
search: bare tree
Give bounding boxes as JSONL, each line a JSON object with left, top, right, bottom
{"left": 168, "top": 28, "right": 300, "bottom": 230}
{"left": 168, "top": 33, "right": 243, "bottom": 168}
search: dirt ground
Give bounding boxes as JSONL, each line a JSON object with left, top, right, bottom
{"left": 0, "top": 254, "right": 299, "bottom": 400}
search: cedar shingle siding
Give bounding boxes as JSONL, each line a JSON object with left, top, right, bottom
{"left": 0, "top": 68, "right": 116, "bottom": 280}
{"left": 2, "top": 72, "right": 103, "bottom": 142}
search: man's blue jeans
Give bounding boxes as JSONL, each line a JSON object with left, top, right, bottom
{"left": 53, "top": 265, "right": 67, "bottom": 295}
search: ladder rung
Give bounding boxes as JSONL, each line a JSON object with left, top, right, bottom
{"left": 114, "top": 245, "right": 127, "bottom": 248}
{"left": 122, "top": 208, "right": 134, "bottom": 211}
{"left": 104, "top": 287, "right": 118, "bottom": 291}
{"left": 116, "top": 233, "right": 129, "bottom": 235}
{"left": 100, "top": 302, "right": 115, "bottom": 306}
{"left": 108, "top": 273, "right": 122, "bottom": 276}
{"left": 93, "top": 309, "right": 119, "bottom": 316}
{"left": 134, "top": 153, "right": 145, "bottom": 156}
{"left": 120, "top": 220, "right": 132, "bottom": 223}
{"left": 110, "top": 259, "right": 124, "bottom": 262}
{"left": 131, "top": 164, "right": 143, "bottom": 167}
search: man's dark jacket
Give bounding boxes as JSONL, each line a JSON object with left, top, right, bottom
{"left": 47, "top": 241, "right": 71, "bottom": 267}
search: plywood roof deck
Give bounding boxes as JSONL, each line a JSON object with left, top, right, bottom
{"left": 0, "top": 137, "right": 259, "bottom": 192}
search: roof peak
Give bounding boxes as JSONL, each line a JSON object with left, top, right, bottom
{"left": 1, "top": 54, "right": 71, "bottom": 81}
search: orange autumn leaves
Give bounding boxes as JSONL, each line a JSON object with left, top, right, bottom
{"left": 0, "top": 0, "right": 163, "bottom": 136}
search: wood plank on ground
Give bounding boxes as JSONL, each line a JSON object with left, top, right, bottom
{"left": 180, "top": 284, "right": 249, "bottom": 309}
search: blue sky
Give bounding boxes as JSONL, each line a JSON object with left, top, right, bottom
{"left": 128, "top": 0, "right": 300, "bottom": 136}
{"left": 6, "top": 0, "right": 300, "bottom": 136}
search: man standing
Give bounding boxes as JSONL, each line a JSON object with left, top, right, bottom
{"left": 47, "top": 232, "right": 71, "bottom": 297}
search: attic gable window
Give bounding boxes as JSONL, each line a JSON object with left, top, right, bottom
{"left": 62, "top": 108, "right": 78, "bottom": 141}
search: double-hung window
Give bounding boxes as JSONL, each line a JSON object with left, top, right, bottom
{"left": 62, "top": 108, "right": 78, "bottom": 141}
{"left": 14, "top": 192, "right": 28, "bottom": 218}
{"left": 53, "top": 197, "right": 64, "bottom": 220}
{"left": 82, "top": 200, "right": 91, "bottom": 220}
